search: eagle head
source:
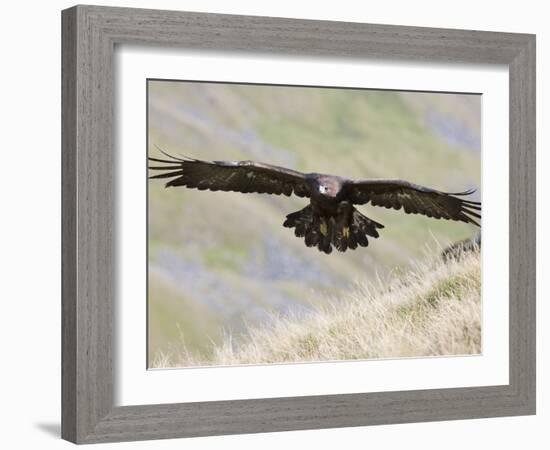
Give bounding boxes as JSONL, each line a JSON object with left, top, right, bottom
{"left": 317, "top": 177, "right": 341, "bottom": 198}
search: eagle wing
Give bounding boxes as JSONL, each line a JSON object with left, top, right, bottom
{"left": 345, "top": 179, "right": 481, "bottom": 226}
{"left": 148, "top": 151, "right": 311, "bottom": 198}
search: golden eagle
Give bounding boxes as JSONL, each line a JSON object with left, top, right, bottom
{"left": 149, "top": 151, "right": 481, "bottom": 254}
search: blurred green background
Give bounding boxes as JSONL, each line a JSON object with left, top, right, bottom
{"left": 147, "top": 80, "right": 481, "bottom": 364}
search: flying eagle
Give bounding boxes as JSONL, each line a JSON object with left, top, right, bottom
{"left": 149, "top": 151, "right": 481, "bottom": 254}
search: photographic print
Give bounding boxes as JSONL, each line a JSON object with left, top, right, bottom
{"left": 147, "top": 80, "right": 481, "bottom": 369}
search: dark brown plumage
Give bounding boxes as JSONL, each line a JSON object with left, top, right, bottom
{"left": 149, "top": 151, "right": 481, "bottom": 254}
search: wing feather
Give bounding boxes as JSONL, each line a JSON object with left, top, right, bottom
{"left": 345, "top": 179, "right": 481, "bottom": 226}
{"left": 148, "top": 151, "right": 311, "bottom": 198}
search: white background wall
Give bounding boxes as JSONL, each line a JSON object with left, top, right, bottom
{"left": 0, "top": 1, "right": 546, "bottom": 448}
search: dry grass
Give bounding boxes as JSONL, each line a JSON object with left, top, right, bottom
{"left": 151, "top": 248, "right": 481, "bottom": 368}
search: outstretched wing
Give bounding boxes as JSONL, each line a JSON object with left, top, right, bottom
{"left": 148, "top": 151, "right": 311, "bottom": 198}
{"left": 345, "top": 179, "right": 481, "bottom": 226}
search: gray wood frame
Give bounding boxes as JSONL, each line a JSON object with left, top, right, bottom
{"left": 61, "top": 4, "right": 536, "bottom": 444}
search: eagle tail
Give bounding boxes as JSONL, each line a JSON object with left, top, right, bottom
{"left": 283, "top": 205, "right": 323, "bottom": 251}
{"left": 333, "top": 207, "right": 384, "bottom": 252}
{"left": 284, "top": 206, "right": 384, "bottom": 254}
{"left": 284, "top": 205, "right": 314, "bottom": 238}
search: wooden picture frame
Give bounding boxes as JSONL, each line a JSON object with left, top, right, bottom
{"left": 61, "top": 4, "right": 536, "bottom": 444}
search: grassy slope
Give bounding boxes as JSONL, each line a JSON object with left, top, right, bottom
{"left": 152, "top": 249, "right": 481, "bottom": 367}
{"left": 147, "top": 82, "right": 481, "bottom": 362}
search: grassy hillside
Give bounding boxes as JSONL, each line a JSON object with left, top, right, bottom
{"left": 147, "top": 81, "right": 481, "bottom": 364}
{"left": 152, "top": 248, "right": 481, "bottom": 367}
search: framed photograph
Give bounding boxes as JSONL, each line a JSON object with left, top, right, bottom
{"left": 61, "top": 5, "right": 536, "bottom": 444}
